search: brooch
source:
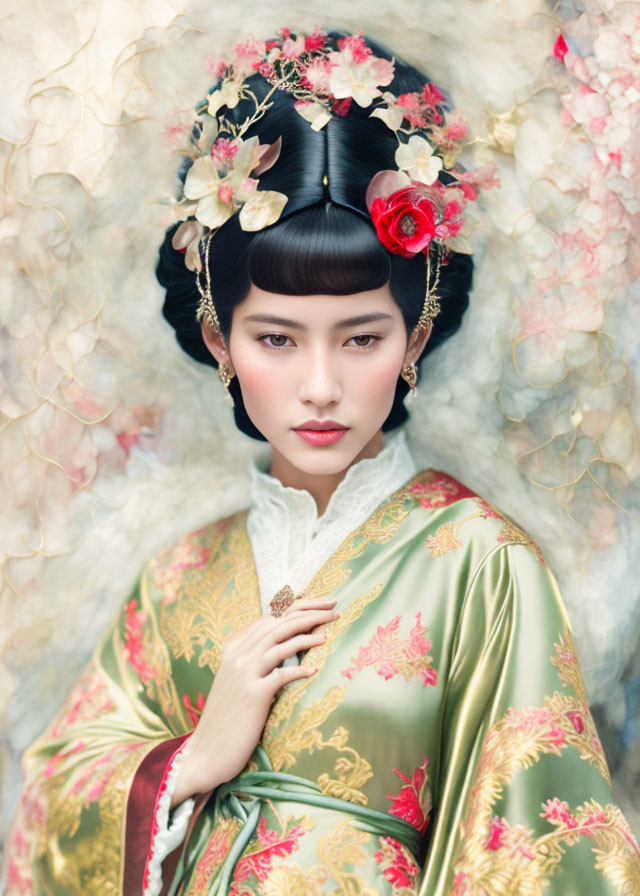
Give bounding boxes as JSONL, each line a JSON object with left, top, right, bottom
{"left": 269, "top": 585, "right": 306, "bottom": 617}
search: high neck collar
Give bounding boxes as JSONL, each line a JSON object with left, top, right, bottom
{"left": 249, "top": 429, "right": 414, "bottom": 530}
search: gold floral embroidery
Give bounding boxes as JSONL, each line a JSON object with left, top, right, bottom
{"left": 409, "top": 472, "right": 476, "bottom": 510}
{"left": 46, "top": 741, "right": 149, "bottom": 894}
{"left": 497, "top": 518, "right": 546, "bottom": 566}
{"left": 43, "top": 740, "right": 148, "bottom": 839}
{"left": 425, "top": 521, "right": 464, "bottom": 558}
{"left": 152, "top": 521, "right": 228, "bottom": 605}
{"left": 134, "top": 573, "right": 185, "bottom": 723}
{"left": 263, "top": 585, "right": 383, "bottom": 745}
{"left": 230, "top": 809, "right": 315, "bottom": 894}
{"left": 186, "top": 819, "right": 244, "bottom": 895}
{"left": 316, "top": 820, "right": 379, "bottom": 896}
{"left": 268, "top": 686, "right": 347, "bottom": 770}
{"left": 257, "top": 820, "right": 380, "bottom": 896}
{"left": 317, "top": 736, "right": 374, "bottom": 806}
{"left": 551, "top": 633, "right": 590, "bottom": 719}
{"left": 258, "top": 863, "right": 327, "bottom": 896}
{"left": 265, "top": 470, "right": 472, "bottom": 740}
{"left": 158, "top": 511, "right": 261, "bottom": 674}
{"left": 48, "top": 667, "right": 116, "bottom": 739}
{"left": 450, "top": 627, "right": 640, "bottom": 894}
{"left": 417, "top": 493, "right": 545, "bottom": 566}
{"left": 549, "top": 632, "right": 611, "bottom": 783}
{"left": 452, "top": 800, "right": 640, "bottom": 896}
{"left": 302, "top": 483, "right": 421, "bottom": 602}
{"left": 267, "top": 686, "right": 373, "bottom": 805}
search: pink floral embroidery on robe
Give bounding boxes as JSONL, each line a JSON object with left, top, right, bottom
{"left": 387, "top": 755, "right": 432, "bottom": 835}
{"left": 341, "top": 613, "right": 437, "bottom": 687}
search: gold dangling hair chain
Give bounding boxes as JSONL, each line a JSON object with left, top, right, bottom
{"left": 195, "top": 230, "right": 222, "bottom": 334}
{"left": 416, "top": 242, "right": 443, "bottom": 333}
{"left": 196, "top": 228, "right": 443, "bottom": 337}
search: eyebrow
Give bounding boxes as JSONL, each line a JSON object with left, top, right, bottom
{"left": 242, "top": 312, "right": 394, "bottom": 330}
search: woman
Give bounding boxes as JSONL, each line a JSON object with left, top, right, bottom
{"left": 5, "top": 26, "right": 639, "bottom": 896}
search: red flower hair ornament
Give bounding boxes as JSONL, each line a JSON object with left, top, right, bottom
{"left": 368, "top": 178, "right": 441, "bottom": 259}
{"left": 163, "top": 26, "right": 498, "bottom": 336}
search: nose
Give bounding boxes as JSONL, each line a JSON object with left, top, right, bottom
{"left": 297, "top": 346, "right": 342, "bottom": 407}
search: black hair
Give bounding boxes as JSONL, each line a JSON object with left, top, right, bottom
{"left": 158, "top": 29, "right": 474, "bottom": 441}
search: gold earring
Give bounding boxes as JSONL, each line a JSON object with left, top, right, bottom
{"left": 401, "top": 362, "right": 418, "bottom": 389}
{"left": 218, "top": 364, "right": 235, "bottom": 405}
{"left": 218, "top": 364, "right": 233, "bottom": 387}
{"left": 401, "top": 362, "right": 418, "bottom": 404}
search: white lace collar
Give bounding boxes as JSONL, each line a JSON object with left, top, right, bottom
{"left": 249, "top": 428, "right": 414, "bottom": 530}
{"left": 246, "top": 429, "right": 416, "bottom": 613}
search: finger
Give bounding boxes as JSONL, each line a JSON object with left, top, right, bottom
{"left": 260, "top": 630, "right": 327, "bottom": 675}
{"left": 228, "top": 607, "right": 338, "bottom": 667}
{"left": 281, "top": 597, "right": 338, "bottom": 612}
{"left": 264, "top": 662, "right": 318, "bottom": 695}
{"left": 233, "top": 600, "right": 337, "bottom": 653}
{"left": 267, "top": 609, "right": 340, "bottom": 643}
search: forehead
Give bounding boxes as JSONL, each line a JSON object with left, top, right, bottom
{"left": 235, "top": 283, "right": 401, "bottom": 327}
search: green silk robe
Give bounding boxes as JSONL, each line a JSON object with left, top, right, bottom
{"left": 5, "top": 468, "right": 640, "bottom": 896}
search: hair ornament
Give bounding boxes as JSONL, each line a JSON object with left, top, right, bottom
{"left": 166, "top": 26, "right": 493, "bottom": 334}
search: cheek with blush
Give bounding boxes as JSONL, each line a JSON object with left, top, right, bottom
{"left": 233, "top": 359, "right": 288, "bottom": 432}
{"left": 358, "top": 358, "right": 403, "bottom": 409}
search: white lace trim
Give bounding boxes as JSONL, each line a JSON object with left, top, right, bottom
{"left": 247, "top": 429, "right": 417, "bottom": 651}
{"left": 143, "top": 432, "right": 417, "bottom": 895}
{"left": 143, "top": 740, "right": 196, "bottom": 896}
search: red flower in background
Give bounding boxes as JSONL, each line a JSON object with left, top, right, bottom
{"left": 554, "top": 34, "right": 568, "bottom": 60}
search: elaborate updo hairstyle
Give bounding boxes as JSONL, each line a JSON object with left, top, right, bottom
{"left": 158, "top": 29, "right": 474, "bottom": 441}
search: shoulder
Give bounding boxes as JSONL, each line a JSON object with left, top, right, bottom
{"left": 407, "top": 472, "right": 569, "bottom": 640}
{"left": 405, "top": 467, "right": 547, "bottom": 569}
{"left": 142, "top": 507, "right": 251, "bottom": 600}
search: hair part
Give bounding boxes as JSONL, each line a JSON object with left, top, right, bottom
{"left": 158, "top": 29, "right": 474, "bottom": 441}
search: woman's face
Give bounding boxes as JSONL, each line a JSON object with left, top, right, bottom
{"left": 203, "top": 283, "right": 430, "bottom": 481}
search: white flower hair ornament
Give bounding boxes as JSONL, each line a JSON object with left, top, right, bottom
{"left": 165, "top": 27, "right": 497, "bottom": 337}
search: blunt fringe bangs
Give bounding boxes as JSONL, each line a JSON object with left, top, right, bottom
{"left": 247, "top": 203, "right": 391, "bottom": 299}
{"left": 158, "top": 29, "right": 475, "bottom": 441}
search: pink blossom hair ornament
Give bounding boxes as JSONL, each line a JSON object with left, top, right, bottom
{"left": 167, "top": 26, "right": 489, "bottom": 337}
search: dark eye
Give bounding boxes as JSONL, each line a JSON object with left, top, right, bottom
{"left": 348, "top": 335, "right": 378, "bottom": 348}
{"left": 259, "top": 334, "right": 293, "bottom": 348}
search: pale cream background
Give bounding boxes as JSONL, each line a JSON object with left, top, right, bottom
{"left": 1, "top": 0, "right": 639, "bottom": 861}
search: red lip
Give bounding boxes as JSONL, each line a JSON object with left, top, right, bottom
{"left": 294, "top": 419, "right": 347, "bottom": 431}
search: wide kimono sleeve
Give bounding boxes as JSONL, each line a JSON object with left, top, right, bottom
{"left": 3, "top": 564, "right": 203, "bottom": 896}
{"left": 417, "top": 540, "right": 640, "bottom": 896}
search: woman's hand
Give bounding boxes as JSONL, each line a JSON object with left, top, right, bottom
{"left": 170, "top": 598, "right": 339, "bottom": 806}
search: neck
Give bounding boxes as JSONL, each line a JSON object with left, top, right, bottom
{"left": 268, "top": 430, "right": 385, "bottom": 516}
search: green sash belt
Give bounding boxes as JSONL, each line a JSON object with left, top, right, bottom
{"left": 167, "top": 745, "right": 421, "bottom": 896}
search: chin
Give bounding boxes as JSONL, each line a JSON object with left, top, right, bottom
{"left": 283, "top": 437, "right": 371, "bottom": 475}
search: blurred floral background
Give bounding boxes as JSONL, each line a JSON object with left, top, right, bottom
{"left": 1, "top": 0, "right": 639, "bottom": 863}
